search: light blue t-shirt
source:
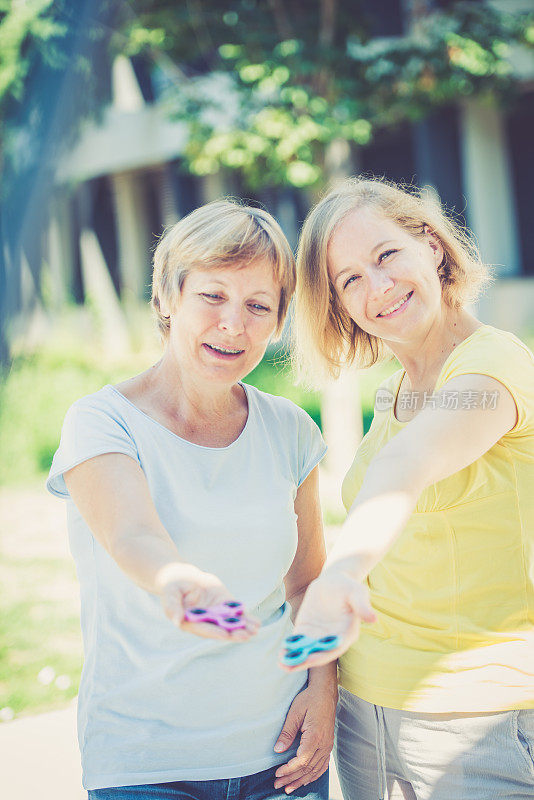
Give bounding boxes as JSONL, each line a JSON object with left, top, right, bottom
{"left": 47, "top": 382, "right": 326, "bottom": 790}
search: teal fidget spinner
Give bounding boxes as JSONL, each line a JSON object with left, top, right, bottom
{"left": 281, "top": 633, "right": 341, "bottom": 666}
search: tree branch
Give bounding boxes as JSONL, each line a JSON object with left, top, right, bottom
{"left": 319, "top": 0, "right": 337, "bottom": 48}
{"left": 268, "top": 0, "right": 294, "bottom": 41}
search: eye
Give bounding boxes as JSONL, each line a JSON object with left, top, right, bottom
{"left": 249, "top": 302, "right": 271, "bottom": 313}
{"left": 200, "top": 292, "right": 223, "bottom": 301}
{"left": 378, "top": 249, "right": 398, "bottom": 264}
{"left": 343, "top": 275, "right": 360, "bottom": 290}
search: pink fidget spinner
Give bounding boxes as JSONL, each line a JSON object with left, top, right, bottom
{"left": 184, "top": 601, "right": 246, "bottom": 631}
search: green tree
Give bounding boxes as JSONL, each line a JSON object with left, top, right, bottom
{"left": 124, "top": 0, "right": 533, "bottom": 190}
{"left": 0, "top": 0, "right": 119, "bottom": 365}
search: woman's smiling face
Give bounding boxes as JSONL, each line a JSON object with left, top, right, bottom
{"left": 163, "top": 257, "right": 281, "bottom": 386}
{"left": 327, "top": 207, "right": 445, "bottom": 345}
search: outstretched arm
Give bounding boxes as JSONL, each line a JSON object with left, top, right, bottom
{"left": 64, "top": 453, "right": 259, "bottom": 640}
{"left": 283, "top": 372, "right": 517, "bottom": 670}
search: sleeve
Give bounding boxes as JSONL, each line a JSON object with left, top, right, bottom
{"left": 295, "top": 406, "right": 327, "bottom": 487}
{"left": 437, "top": 330, "right": 534, "bottom": 435}
{"left": 46, "top": 399, "right": 140, "bottom": 499}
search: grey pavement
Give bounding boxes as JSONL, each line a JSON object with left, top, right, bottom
{"left": 0, "top": 701, "right": 343, "bottom": 799}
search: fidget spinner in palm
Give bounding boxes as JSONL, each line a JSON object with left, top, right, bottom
{"left": 184, "top": 601, "right": 246, "bottom": 631}
{"left": 281, "top": 633, "right": 341, "bottom": 666}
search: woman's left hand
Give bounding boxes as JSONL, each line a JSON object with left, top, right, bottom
{"left": 272, "top": 674, "right": 337, "bottom": 794}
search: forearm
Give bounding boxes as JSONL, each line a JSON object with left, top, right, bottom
{"left": 307, "top": 659, "right": 338, "bottom": 694}
{"left": 110, "top": 525, "right": 189, "bottom": 594}
{"left": 326, "top": 454, "right": 420, "bottom": 581}
{"left": 286, "top": 585, "right": 307, "bottom": 622}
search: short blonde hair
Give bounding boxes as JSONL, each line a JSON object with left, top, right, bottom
{"left": 293, "top": 177, "right": 491, "bottom": 383}
{"left": 152, "top": 199, "right": 296, "bottom": 340}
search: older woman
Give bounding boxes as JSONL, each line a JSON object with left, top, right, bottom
{"left": 288, "top": 178, "right": 534, "bottom": 800}
{"left": 47, "top": 200, "right": 337, "bottom": 799}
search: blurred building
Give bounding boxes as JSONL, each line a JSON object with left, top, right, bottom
{"left": 10, "top": 0, "right": 534, "bottom": 348}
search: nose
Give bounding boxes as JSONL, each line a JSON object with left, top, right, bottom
{"left": 367, "top": 267, "right": 395, "bottom": 299}
{"left": 218, "top": 303, "right": 245, "bottom": 335}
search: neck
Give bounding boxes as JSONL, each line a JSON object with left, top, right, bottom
{"left": 386, "top": 306, "right": 481, "bottom": 388}
{"left": 147, "top": 348, "right": 240, "bottom": 423}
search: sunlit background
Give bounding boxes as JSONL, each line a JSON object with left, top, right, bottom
{"left": 0, "top": 1, "right": 533, "bottom": 796}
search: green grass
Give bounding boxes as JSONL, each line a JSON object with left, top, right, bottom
{"left": 0, "top": 553, "right": 82, "bottom": 717}
{"left": 0, "top": 347, "right": 143, "bottom": 487}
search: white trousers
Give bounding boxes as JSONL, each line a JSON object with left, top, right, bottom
{"left": 334, "top": 687, "right": 534, "bottom": 800}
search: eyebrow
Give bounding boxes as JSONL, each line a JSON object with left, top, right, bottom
{"left": 197, "top": 280, "right": 276, "bottom": 300}
{"left": 372, "top": 239, "right": 395, "bottom": 254}
{"left": 333, "top": 240, "right": 396, "bottom": 285}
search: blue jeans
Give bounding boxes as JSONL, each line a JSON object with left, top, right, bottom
{"left": 87, "top": 765, "right": 329, "bottom": 800}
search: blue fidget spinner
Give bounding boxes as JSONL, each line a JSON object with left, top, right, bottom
{"left": 281, "top": 633, "right": 341, "bottom": 666}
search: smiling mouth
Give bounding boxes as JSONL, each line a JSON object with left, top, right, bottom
{"left": 377, "top": 291, "right": 413, "bottom": 318}
{"left": 203, "top": 343, "right": 245, "bottom": 357}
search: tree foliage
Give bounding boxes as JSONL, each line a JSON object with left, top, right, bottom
{"left": 0, "top": 0, "right": 121, "bottom": 180}
{"left": 124, "top": 0, "right": 533, "bottom": 189}
{"left": 0, "top": 0, "right": 65, "bottom": 111}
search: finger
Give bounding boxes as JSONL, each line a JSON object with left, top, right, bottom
{"left": 287, "top": 757, "right": 330, "bottom": 793}
{"left": 273, "top": 724, "right": 301, "bottom": 754}
{"left": 348, "top": 588, "right": 376, "bottom": 625}
{"left": 281, "top": 757, "right": 330, "bottom": 793}
{"left": 183, "top": 621, "right": 257, "bottom": 643}
{"left": 275, "top": 757, "right": 308, "bottom": 781}
{"left": 274, "top": 766, "right": 311, "bottom": 790}
{"left": 164, "top": 594, "right": 185, "bottom": 627}
{"left": 243, "top": 614, "right": 261, "bottom": 632}
{"left": 298, "top": 746, "right": 328, "bottom": 774}
{"left": 279, "top": 639, "right": 347, "bottom": 671}
{"left": 277, "top": 763, "right": 323, "bottom": 793}
{"left": 180, "top": 620, "right": 231, "bottom": 640}
{"left": 275, "top": 744, "right": 317, "bottom": 777}
{"left": 228, "top": 627, "right": 256, "bottom": 642}
{"left": 182, "top": 586, "right": 233, "bottom": 609}
{"left": 274, "top": 756, "right": 323, "bottom": 789}
{"left": 293, "top": 739, "right": 327, "bottom": 775}
{"left": 181, "top": 603, "right": 259, "bottom": 641}
{"left": 283, "top": 643, "right": 349, "bottom": 670}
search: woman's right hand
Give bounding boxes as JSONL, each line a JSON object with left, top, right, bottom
{"left": 279, "top": 569, "right": 376, "bottom": 670}
{"left": 156, "top": 562, "right": 260, "bottom": 641}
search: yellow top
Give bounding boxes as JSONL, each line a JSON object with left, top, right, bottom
{"left": 340, "top": 326, "right": 534, "bottom": 712}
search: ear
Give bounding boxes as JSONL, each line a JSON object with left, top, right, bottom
{"left": 157, "top": 295, "right": 173, "bottom": 319}
{"left": 423, "top": 224, "right": 444, "bottom": 266}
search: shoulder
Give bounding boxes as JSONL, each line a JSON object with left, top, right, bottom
{"left": 62, "top": 385, "right": 132, "bottom": 434}
{"left": 462, "top": 326, "right": 532, "bottom": 359}
{"left": 66, "top": 384, "right": 119, "bottom": 413}
{"left": 48, "top": 387, "right": 139, "bottom": 499}
{"left": 436, "top": 326, "right": 534, "bottom": 436}
{"left": 244, "top": 383, "right": 317, "bottom": 428}
{"left": 244, "top": 384, "right": 325, "bottom": 483}
{"left": 441, "top": 326, "right": 534, "bottom": 381}
{"left": 70, "top": 385, "right": 119, "bottom": 412}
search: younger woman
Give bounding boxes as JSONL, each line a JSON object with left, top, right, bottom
{"left": 290, "top": 178, "right": 534, "bottom": 800}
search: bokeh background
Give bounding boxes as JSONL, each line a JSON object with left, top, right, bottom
{"left": 0, "top": 1, "right": 533, "bottom": 794}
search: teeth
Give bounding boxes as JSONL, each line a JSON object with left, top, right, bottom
{"left": 378, "top": 293, "right": 410, "bottom": 317}
{"left": 208, "top": 344, "right": 242, "bottom": 354}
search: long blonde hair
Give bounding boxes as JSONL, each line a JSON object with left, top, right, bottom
{"left": 293, "top": 177, "right": 491, "bottom": 384}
